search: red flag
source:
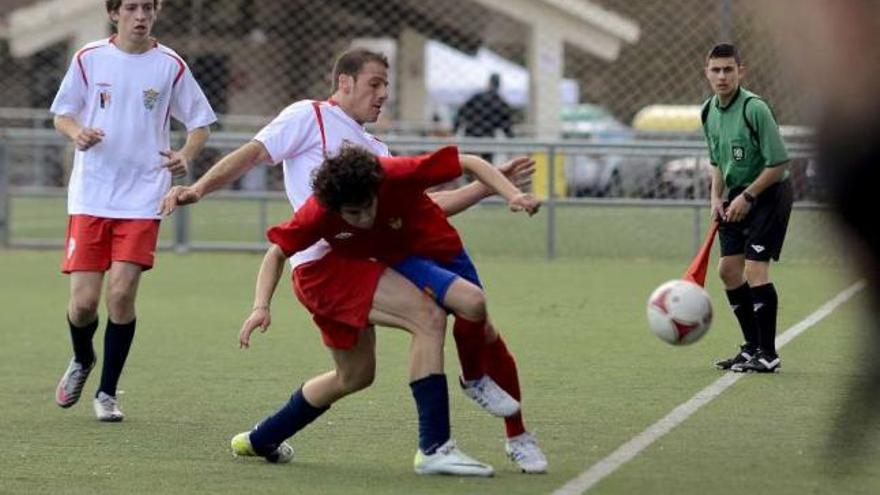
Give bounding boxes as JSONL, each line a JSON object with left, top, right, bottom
{"left": 683, "top": 221, "right": 719, "bottom": 287}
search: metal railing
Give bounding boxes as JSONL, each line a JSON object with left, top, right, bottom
{"left": 0, "top": 127, "right": 818, "bottom": 259}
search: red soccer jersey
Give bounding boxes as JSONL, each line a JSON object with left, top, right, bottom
{"left": 267, "top": 145, "right": 465, "bottom": 264}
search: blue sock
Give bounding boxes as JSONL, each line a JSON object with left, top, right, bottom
{"left": 409, "top": 374, "right": 450, "bottom": 455}
{"left": 249, "top": 388, "right": 328, "bottom": 456}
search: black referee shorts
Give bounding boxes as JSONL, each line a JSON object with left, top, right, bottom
{"left": 719, "top": 181, "right": 794, "bottom": 262}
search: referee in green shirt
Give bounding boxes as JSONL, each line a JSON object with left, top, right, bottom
{"left": 701, "top": 43, "right": 793, "bottom": 373}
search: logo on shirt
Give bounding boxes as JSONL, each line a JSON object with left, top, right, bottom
{"left": 388, "top": 217, "right": 403, "bottom": 230}
{"left": 334, "top": 232, "right": 354, "bottom": 240}
{"left": 732, "top": 145, "right": 745, "bottom": 161}
{"left": 99, "top": 90, "right": 111, "bottom": 109}
{"left": 143, "top": 88, "right": 160, "bottom": 111}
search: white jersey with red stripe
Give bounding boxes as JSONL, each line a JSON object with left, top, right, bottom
{"left": 50, "top": 36, "right": 216, "bottom": 219}
{"left": 254, "top": 99, "right": 389, "bottom": 267}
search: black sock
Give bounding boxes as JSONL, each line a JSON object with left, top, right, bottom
{"left": 97, "top": 318, "right": 136, "bottom": 397}
{"left": 409, "top": 374, "right": 450, "bottom": 455}
{"left": 726, "top": 283, "right": 759, "bottom": 352}
{"left": 752, "top": 283, "right": 779, "bottom": 356}
{"left": 68, "top": 316, "right": 98, "bottom": 366}
{"left": 250, "top": 387, "right": 329, "bottom": 456}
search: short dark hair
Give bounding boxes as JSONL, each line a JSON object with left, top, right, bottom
{"left": 106, "top": 0, "right": 162, "bottom": 13}
{"left": 312, "top": 145, "right": 384, "bottom": 212}
{"left": 330, "top": 48, "right": 389, "bottom": 92}
{"left": 707, "top": 43, "right": 741, "bottom": 65}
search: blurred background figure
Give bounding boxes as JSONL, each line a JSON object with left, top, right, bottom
{"left": 761, "top": 0, "right": 880, "bottom": 468}
{"left": 453, "top": 73, "right": 514, "bottom": 162}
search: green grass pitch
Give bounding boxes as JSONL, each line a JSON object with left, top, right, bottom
{"left": 1, "top": 200, "right": 878, "bottom": 494}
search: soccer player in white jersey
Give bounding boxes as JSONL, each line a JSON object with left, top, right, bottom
{"left": 50, "top": 0, "right": 216, "bottom": 422}
{"left": 161, "top": 48, "right": 545, "bottom": 475}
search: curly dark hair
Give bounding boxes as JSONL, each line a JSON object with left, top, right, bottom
{"left": 312, "top": 145, "right": 384, "bottom": 212}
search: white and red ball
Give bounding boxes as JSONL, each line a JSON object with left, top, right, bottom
{"left": 646, "top": 280, "right": 713, "bottom": 345}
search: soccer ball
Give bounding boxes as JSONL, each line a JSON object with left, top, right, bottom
{"left": 646, "top": 280, "right": 713, "bottom": 345}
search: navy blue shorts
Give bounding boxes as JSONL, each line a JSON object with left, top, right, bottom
{"left": 393, "top": 251, "right": 482, "bottom": 308}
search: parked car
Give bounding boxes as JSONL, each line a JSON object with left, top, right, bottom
{"left": 634, "top": 104, "right": 816, "bottom": 200}
{"left": 561, "top": 104, "right": 662, "bottom": 198}
{"left": 631, "top": 105, "right": 717, "bottom": 199}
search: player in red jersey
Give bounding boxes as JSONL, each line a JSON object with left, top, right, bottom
{"left": 243, "top": 145, "right": 548, "bottom": 473}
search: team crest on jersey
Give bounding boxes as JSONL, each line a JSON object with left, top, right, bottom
{"left": 143, "top": 88, "right": 160, "bottom": 110}
{"left": 732, "top": 145, "right": 745, "bottom": 161}
{"left": 388, "top": 217, "right": 403, "bottom": 230}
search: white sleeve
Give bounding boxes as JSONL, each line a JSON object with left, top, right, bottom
{"left": 253, "top": 105, "right": 316, "bottom": 163}
{"left": 50, "top": 58, "right": 87, "bottom": 117}
{"left": 170, "top": 66, "right": 217, "bottom": 131}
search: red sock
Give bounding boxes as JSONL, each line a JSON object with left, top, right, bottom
{"left": 482, "top": 336, "right": 526, "bottom": 438}
{"left": 453, "top": 317, "right": 486, "bottom": 381}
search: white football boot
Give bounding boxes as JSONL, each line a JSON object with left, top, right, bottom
{"left": 93, "top": 391, "right": 124, "bottom": 422}
{"left": 56, "top": 358, "right": 95, "bottom": 408}
{"left": 506, "top": 432, "right": 548, "bottom": 473}
{"left": 414, "top": 439, "right": 494, "bottom": 477}
{"left": 460, "top": 375, "right": 520, "bottom": 417}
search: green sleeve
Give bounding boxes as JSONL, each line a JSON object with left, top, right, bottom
{"left": 702, "top": 124, "right": 718, "bottom": 166}
{"left": 748, "top": 100, "right": 789, "bottom": 167}
{"left": 703, "top": 130, "right": 718, "bottom": 166}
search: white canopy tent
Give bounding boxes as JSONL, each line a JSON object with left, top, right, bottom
{"left": 425, "top": 40, "right": 579, "bottom": 113}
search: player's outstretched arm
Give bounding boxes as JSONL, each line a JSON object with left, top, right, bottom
{"left": 159, "top": 126, "right": 211, "bottom": 178}
{"left": 430, "top": 155, "right": 536, "bottom": 216}
{"left": 459, "top": 154, "right": 541, "bottom": 215}
{"left": 239, "top": 244, "right": 287, "bottom": 349}
{"left": 160, "top": 140, "right": 271, "bottom": 215}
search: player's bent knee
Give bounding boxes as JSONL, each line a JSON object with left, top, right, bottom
{"left": 337, "top": 367, "right": 375, "bottom": 393}
{"left": 718, "top": 265, "right": 744, "bottom": 288}
{"left": 458, "top": 294, "right": 487, "bottom": 321}
{"left": 69, "top": 297, "right": 100, "bottom": 322}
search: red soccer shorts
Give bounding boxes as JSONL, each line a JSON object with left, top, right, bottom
{"left": 61, "top": 215, "right": 160, "bottom": 273}
{"left": 292, "top": 251, "right": 385, "bottom": 349}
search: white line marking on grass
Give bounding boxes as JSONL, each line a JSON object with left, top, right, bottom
{"left": 552, "top": 281, "right": 866, "bottom": 495}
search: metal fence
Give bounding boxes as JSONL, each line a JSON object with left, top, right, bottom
{"left": 0, "top": 129, "right": 827, "bottom": 261}
{"left": 0, "top": 0, "right": 828, "bottom": 261}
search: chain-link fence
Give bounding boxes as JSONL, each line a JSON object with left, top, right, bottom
{"left": 0, "top": 0, "right": 813, "bottom": 196}
{"left": 0, "top": 0, "right": 831, "bottom": 259}
{"left": 1, "top": 0, "right": 803, "bottom": 132}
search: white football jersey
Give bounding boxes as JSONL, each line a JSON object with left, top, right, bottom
{"left": 253, "top": 99, "right": 389, "bottom": 266}
{"left": 50, "top": 36, "right": 217, "bottom": 219}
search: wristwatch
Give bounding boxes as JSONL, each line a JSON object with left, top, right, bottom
{"left": 742, "top": 191, "right": 756, "bottom": 204}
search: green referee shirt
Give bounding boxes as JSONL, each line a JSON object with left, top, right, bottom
{"left": 702, "top": 87, "right": 789, "bottom": 190}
